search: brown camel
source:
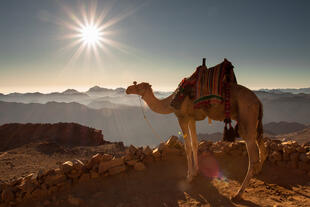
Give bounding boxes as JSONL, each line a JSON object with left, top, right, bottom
{"left": 125, "top": 60, "right": 267, "bottom": 201}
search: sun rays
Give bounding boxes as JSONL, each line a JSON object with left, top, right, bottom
{"left": 53, "top": 0, "right": 139, "bottom": 67}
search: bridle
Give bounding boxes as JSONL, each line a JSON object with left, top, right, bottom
{"left": 133, "top": 81, "right": 164, "bottom": 142}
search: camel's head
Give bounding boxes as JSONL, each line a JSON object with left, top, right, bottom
{"left": 126, "top": 81, "right": 152, "bottom": 97}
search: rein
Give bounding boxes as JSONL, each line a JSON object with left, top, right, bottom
{"left": 138, "top": 96, "right": 164, "bottom": 142}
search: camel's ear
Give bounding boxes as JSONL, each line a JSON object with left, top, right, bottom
{"left": 133, "top": 81, "right": 137, "bottom": 85}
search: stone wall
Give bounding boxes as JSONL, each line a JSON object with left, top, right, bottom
{"left": 0, "top": 136, "right": 309, "bottom": 206}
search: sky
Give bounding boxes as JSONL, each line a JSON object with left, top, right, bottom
{"left": 0, "top": 0, "right": 309, "bottom": 94}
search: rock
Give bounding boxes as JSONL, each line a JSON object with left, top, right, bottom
{"left": 198, "top": 141, "right": 211, "bottom": 152}
{"left": 142, "top": 155, "right": 155, "bottom": 165}
{"left": 108, "top": 165, "right": 127, "bottom": 175}
{"left": 152, "top": 148, "right": 161, "bottom": 160}
{"left": 98, "top": 158, "right": 124, "bottom": 174}
{"left": 67, "top": 169, "right": 81, "bottom": 179}
{"left": 158, "top": 143, "right": 168, "bottom": 152}
{"left": 143, "top": 146, "right": 153, "bottom": 156}
{"left": 67, "top": 194, "right": 82, "bottom": 206}
{"left": 127, "top": 145, "right": 138, "bottom": 156}
{"left": 1, "top": 188, "right": 14, "bottom": 203}
{"left": 61, "top": 161, "right": 74, "bottom": 174}
{"left": 297, "top": 146, "right": 306, "bottom": 153}
{"left": 269, "top": 151, "right": 282, "bottom": 162}
{"left": 126, "top": 159, "right": 137, "bottom": 166}
{"left": 166, "top": 136, "right": 183, "bottom": 149}
{"left": 31, "top": 188, "right": 47, "bottom": 198}
{"left": 282, "top": 140, "right": 298, "bottom": 147}
{"left": 48, "top": 186, "right": 58, "bottom": 195}
{"left": 18, "top": 173, "right": 37, "bottom": 193}
{"left": 79, "top": 173, "right": 90, "bottom": 183}
{"left": 44, "top": 173, "right": 66, "bottom": 187}
{"left": 134, "top": 162, "right": 146, "bottom": 171}
{"left": 72, "top": 159, "right": 84, "bottom": 170}
{"left": 90, "top": 171, "right": 99, "bottom": 179}
{"left": 86, "top": 153, "right": 102, "bottom": 169}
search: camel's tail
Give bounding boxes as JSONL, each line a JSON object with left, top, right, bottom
{"left": 257, "top": 100, "right": 267, "bottom": 165}
{"left": 257, "top": 100, "right": 263, "bottom": 142}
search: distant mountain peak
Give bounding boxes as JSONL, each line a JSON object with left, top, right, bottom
{"left": 62, "top": 89, "right": 80, "bottom": 95}
{"left": 87, "top": 86, "right": 116, "bottom": 93}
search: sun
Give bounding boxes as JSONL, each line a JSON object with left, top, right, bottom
{"left": 79, "top": 24, "right": 103, "bottom": 46}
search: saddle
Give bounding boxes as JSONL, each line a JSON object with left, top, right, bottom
{"left": 171, "top": 58, "right": 238, "bottom": 142}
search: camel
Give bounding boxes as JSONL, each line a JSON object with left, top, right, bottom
{"left": 125, "top": 59, "right": 267, "bottom": 201}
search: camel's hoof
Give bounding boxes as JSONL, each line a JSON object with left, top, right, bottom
{"left": 186, "top": 174, "right": 194, "bottom": 183}
{"left": 231, "top": 194, "right": 242, "bottom": 203}
{"left": 193, "top": 169, "right": 199, "bottom": 177}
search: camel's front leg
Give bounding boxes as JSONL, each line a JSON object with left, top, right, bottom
{"left": 189, "top": 119, "right": 199, "bottom": 176}
{"left": 177, "top": 117, "right": 194, "bottom": 181}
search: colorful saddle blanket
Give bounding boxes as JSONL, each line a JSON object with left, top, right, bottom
{"left": 171, "top": 59, "right": 237, "bottom": 109}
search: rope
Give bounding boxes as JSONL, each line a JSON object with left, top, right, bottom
{"left": 138, "top": 96, "right": 164, "bottom": 142}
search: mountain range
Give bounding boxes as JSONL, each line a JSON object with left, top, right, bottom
{"left": 0, "top": 85, "right": 309, "bottom": 145}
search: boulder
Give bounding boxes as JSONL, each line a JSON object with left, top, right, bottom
{"left": 143, "top": 146, "right": 153, "bottom": 156}
{"left": 79, "top": 173, "right": 90, "bottom": 183}
{"left": 152, "top": 148, "right": 161, "bottom": 160}
{"left": 296, "top": 146, "right": 306, "bottom": 153}
{"left": 98, "top": 158, "right": 124, "bottom": 174}
{"left": 44, "top": 172, "right": 66, "bottom": 187}
{"left": 269, "top": 151, "right": 282, "bottom": 162}
{"left": 61, "top": 161, "right": 74, "bottom": 174}
{"left": 18, "top": 173, "right": 37, "bottom": 193}
{"left": 165, "top": 136, "right": 183, "bottom": 149}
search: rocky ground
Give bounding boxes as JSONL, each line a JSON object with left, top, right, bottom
{"left": 0, "top": 138, "right": 310, "bottom": 207}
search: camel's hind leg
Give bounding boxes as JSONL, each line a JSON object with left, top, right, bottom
{"left": 177, "top": 117, "right": 194, "bottom": 181}
{"left": 257, "top": 138, "right": 267, "bottom": 174}
{"left": 232, "top": 137, "right": 260, "bottom": 201}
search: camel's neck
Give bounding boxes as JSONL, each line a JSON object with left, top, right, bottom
{"left": 141, "top": 89, "right": 174, "bottom": 114}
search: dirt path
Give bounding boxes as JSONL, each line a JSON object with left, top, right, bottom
{"left": 17, "top": 154, "right": 310, "bottom": 207}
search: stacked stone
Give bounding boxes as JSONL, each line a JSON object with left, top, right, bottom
{"left": 198, "top": 140, "right": 247, "bottom": 157}
{"left": 0, "top": 136, "right": 184, "bottom": 206}
{"left": 264, "top": 139, "right": 310, "bottom": 175}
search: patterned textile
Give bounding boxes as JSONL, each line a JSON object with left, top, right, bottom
{"left": 170, "top": 59, "right": 236, "bottom": 109}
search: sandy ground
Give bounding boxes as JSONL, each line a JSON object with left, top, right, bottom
{"left": 1, "top": 143, "right": 310, "bottom": 207}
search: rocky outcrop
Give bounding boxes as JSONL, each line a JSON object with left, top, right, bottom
{"left": 1, "top": 136, "right": 309, "bottom": 206}
{"left": 0, "top": 123, "right": 107, "bottom": 152}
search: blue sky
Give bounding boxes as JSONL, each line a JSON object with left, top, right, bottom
{"left": 0, "top": 0, "right": 309, "bottom": 93}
